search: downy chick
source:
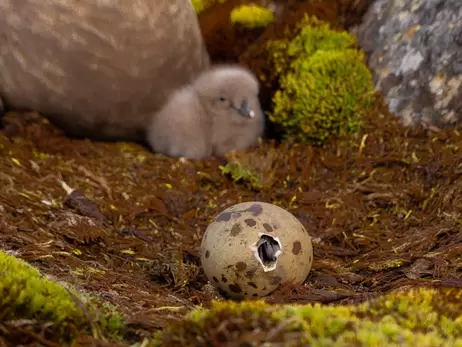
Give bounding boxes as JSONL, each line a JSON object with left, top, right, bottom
{"left": 146, "top": 65, "right": 265, "bottom": 160}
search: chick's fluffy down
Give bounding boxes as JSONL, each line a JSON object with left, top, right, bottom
{"left": 147, "top": 65, "right": 265, "bottom": 160}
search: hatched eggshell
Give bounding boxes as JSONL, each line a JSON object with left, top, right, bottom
{"left": 200, "top": 201, "right": 313, "bottom": 299}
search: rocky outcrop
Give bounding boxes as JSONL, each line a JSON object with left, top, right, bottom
{"left": 354, "top": 0, "right": 461, "bottom": 127}
{"left": 0, "top": 0, "right": 210, "bottom": 141}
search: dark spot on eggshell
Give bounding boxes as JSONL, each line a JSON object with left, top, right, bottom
{"left": 245, "top": 268, "right": 257, "bottom": 279}
{"left": 252, "top": 293, "right": 258, "bottom": 297}
{"left": 231, "top": 223, "right": 243, "bottom": 236}
{"left": 245, "top": 203, "right": 263, "bottom": 216}
{"left": 215, "top": 212, "right": 231, "bottom": 222}
{"left": 236, "top": 262, "right": 247, "bottom": 271}
{"left": 247, "top": 282, "right": 258, "bottom": 289}
{"left": 205, "top": 250, "right": 210, "bottom": 258}
{"left": 245, "top": 218, "right": 257, "bottom": 227}
{"left": 221, "top": 275, "right": 228, "bottom": 283}
{"left": 309, "top": 255, "right": 312, "bottom": 263}
{"left": 292, "top": 241, "right": 302, "bottom": 255}
{"left": 215, "top": 211, "right": 242, "bottom": 222}
{"left": 228, "top": 283, "right": 242, "bottom": 293}
{"left": 212, "top": 276, "right": 219, "bottom": 283}
{"left": 263, "top": 223, "right": 273, "bottom": 232}
{"left": 215, "top": 204, "right": 262, "bottom": 224}
{"left": 269, "top": 276, "right": 282, "bottom": 285}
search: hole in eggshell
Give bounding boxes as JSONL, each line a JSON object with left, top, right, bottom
{"left": 252, "top": 234, "right": 282, "bottom": 272}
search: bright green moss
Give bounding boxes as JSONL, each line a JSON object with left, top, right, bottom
{"left": 268, "top": 16, "right": 375, "bottom": 144}
{"left": 358, "top": 287, "right": 462, "bottom": 338}
{"left": 230, "top": 5, "right": 275, "bottom": 29}
{"left": 0, "top": 251, "right": 126, "bottom": 341}
{"left": 0, "top": 250, "right": 86, "bottom": 325}
{"left": 220, "top": 162, "right": 262, "bottom": 190}
{"left": 190, "top": 0, "right": 226, "bottom": 14}
{"left": 158, "top": 288, "right": 462, "bottom": 346}
{"left": 189, "top": 0, "right": 208, "bottom": 14}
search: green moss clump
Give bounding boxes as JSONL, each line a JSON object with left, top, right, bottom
{"left": 0, "top": 250, "right": 86, "bottom": 325}
{"left": 230, "top": 5, "right": 275, "bottom": 29}
{"left": 0, "top": 250, "right": 126, "bottom": 342}
{"left": 220, "top": 162, "right": 262, "bottom": 190}
{"left": 358, "top": 288, "right": 462, "bottom": 338}
{"left": 268, "top": 16, "right": 376, "bottom": 144}
{"left": 157, "top": 287, "right": 462, "bottom": 346}
{"left": 190, "top": 0, "right": 226, "bottom": 14}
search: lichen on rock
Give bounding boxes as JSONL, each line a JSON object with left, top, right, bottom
{"left": 354, "top": 0, "right": 462, "bottom": 128}
{"left": 267, "top": 16, "right": 376, "bottom": 144}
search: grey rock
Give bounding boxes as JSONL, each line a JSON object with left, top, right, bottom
{"left": 354, "top": 0, "right": 462, "bottom": 127}
{"left": 0, "top": 0, "right": 210, "bottom": 141}
{"left": 147, "top": 65, "right": 265, "bottom": 160}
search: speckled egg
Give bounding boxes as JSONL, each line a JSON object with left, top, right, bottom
{"left": 200, "top": 201, "right": 313, "bottom": 299}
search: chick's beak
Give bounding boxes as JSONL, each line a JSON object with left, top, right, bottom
{"left": 237, "top": 101, "right": 255, "bottom": 118}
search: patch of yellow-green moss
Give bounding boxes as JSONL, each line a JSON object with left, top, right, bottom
{"left": 0, "top": 250, "right": 126, "bottom": 342}
{"left": 230, "top": 5, "right": 275, "bottom": 29}
{"left": 158, "top": 287, "right": 462, "bottom": 346}
{"left": 190, "top": 0, "right": 226, "bottom": 14}
{"left": 268, "top": 16, "right": 376, "bottom": 144}
{"left": 358, "top": 288, "right": 462, "bottom": 338}
{"left": 220, "top": 162, "right": 262, "bottom": 190}
{"left": 0, "top": 250, "right": 86, "bottom": 325}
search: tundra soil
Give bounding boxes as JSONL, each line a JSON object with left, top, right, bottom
{"left": 0, "top": 0, "right": 461, "bottom": 345}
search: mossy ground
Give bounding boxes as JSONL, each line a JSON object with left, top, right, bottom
{"left": 1, "top": 0, "right": 461, "bottom": 345}
{"left": 0, "top": 250, "right": 126, "bottom": 344}
{"left": 160, "top": 288, "right": 462, "bottom": 346}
